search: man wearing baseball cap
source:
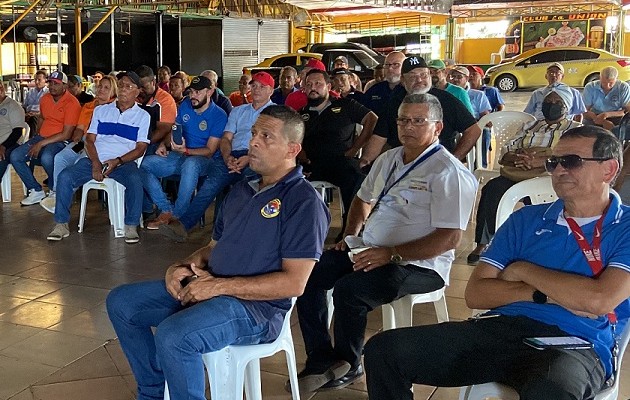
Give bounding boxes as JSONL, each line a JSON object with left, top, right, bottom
{"left": 285, "top": 58, "right": 328, "bottom": 111}
{"left": 524, "top": 62, "right": 585, "bottom": 121}
{"left": 361, "top": 55, "right": 480, "bottom": 165}
{"left": 11, "top": 70, "right": 81, "bottom": 206}
{"left": 141, "top": 75, "right": 228, "bottom": 230}
{"left": 330, "top": 68, "right": 362, "bottom": 102}
{"left": 160, "top": 71, "right": 275, "bottom": 242}
{"left": 448, "top": 66, "right": 492, "bottom": 121}
{"left": 428, "top": 59, "right": 474, "bottom": 114}
{"left": 333, "top": 55, "right": 349, "bottom": 70}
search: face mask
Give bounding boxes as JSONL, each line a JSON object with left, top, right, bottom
{"left": 541, "top": 101, "right": 566, "bottom": 121}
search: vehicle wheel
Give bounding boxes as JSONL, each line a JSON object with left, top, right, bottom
{"left": 584, "top": 73, "right": 600, "bottom": 86}
{"left": 495, "top": 74, "right": 517, "bottom": 92}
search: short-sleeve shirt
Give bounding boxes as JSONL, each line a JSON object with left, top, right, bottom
{"left": 88, "top": 101, "right": 150, "bottom": 162}
{"left": 374, "top": 85, "right": 477, "bottom": 153}
{"left": 228, "top": 91, "right": 253, "bottom": 107}
{"left": 524, "top": 84, "right": 586, "bottom": 119}
{"left": 583, "top": 80, "right": 630, "bottom": 114}
{"left": 38, "top": 91, "right": 81, "bottom": 138}
{"left": 481, "top": 85, "right": 505, "bottom": 112}
{"left": 22, "top": 87, "right": 48, "bottom": 113}
{"left": 300, "top": 97, "right": 371, "bottom": 161}
{"left": 139, "top": 87, "right": 177, "bottom": 134}
{"left": 176, "top": 97, "right": 227, "bottom": 154}
{"left": 0, "top": 96, "right": 25, "bottom": 144}
{"left": 445, "top": 83, "right": 474, "bottom": 114}
{"left": 480, "top": 194, "right": 630, "bottom": 378}
{"left": 357, "top": 142, "right": 478, "bottom": 284}
{"left": 271, "top": 87, "right": 299, "bottom": 105}
{"left": 467, "top": 88, "right": 492, "bottom": 120}
{"left": 224, "top": 100, "right": 274, "bottom": 152}
{"left": 210, "top": 166, "right": 330, "bottom": 339}
{"left": 362, "top": 80, "right": 396, "bottom": 117}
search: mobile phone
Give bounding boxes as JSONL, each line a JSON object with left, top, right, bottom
{"left": 71, "top": 141, "right": 84, "bottom": 153}
{"left": 101, "top": 163, "right": 110, "bottom": 174}
{"left": 523, "top": 336, "right": 593, "bottom": 350}
{"left": 172, "top": 124, "right": 183, "bottom": 145}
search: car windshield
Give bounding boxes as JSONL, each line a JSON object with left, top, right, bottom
{"left": 354, "top": 52, "right": 379, "bottom": 69}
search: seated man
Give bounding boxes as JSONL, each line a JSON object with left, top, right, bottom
{"left": 583, "top": 66, "right": 630, "bottom": 131}
{"left": 158, "top": 72, "right": 275, "bottom": 242}
{"left": 427, "top": 59, "right": 474, "bottom": 114}
{"left": 67, "top": 74, "right": 94, "bottom": 105}
{"left": 141, "top": 76, "right": 228, "bottom": 229}
{"left": 10, "top": 71, "right": 81, "bottom": 206}
{"left": 0, "top": 82, "right": 26, "bottom": 180}
{"left": 106, "top": 105, "right": 330, "bottom": 400}
{"left": 365, "top": 125, "right": 630, "bottom": 400}
{"left": 22, "top": 70, "right": 48, "bottom": 135}
{"left": 270, "top": 66, "right": 299, "bottom": 105}
{"left": 468, "top": 90, "right": 581, "bottom": 264}
{"left": 228, "top": 74, "right": 253, "bottom": 106}
{"left": 330, "top": 68, "right": 363, "bottom": 102}
{"left": 199, "top": 69, "right": 233, "bottom": 115}
{"left": 294, "top": 93, "right": 477, "bottom": 392}
{"left": 47, "top": 71, "right": 149, "bottom": 244}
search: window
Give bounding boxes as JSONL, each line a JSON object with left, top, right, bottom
{"left": 564, "top": 50, "right": 600, "bottom": 61}
{"left": 270, "top": 56, "right": 297, "bottom": 67}
{"left": 523, "top": 50, "right": 564, "bottom": 65}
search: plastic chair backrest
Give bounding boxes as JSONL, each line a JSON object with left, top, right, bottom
{"left": 474, "top": 111, "right": 536, "bottom": 171}
{"left": 495, "top": 176, "right": 557, "bottom": 229}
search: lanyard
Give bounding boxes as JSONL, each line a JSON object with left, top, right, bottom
{"left": 371, "top": 144, "right": 441, "bottom": 214}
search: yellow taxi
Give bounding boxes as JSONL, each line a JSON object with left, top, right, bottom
{"left": 485, "top": 47, "right": 630, "bottom": 92}
{"left": 242, "top": 52, "right": 322, "bottom": 75}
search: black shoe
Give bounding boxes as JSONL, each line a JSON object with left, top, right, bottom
{"left": 285, "top": 360, "right": 351, "bottom": 393}
{"left": 467, "top": 252, "right": 481, "bottom": 265}
{"left": 319, "top": 364, "right": 364, "bottom": 390}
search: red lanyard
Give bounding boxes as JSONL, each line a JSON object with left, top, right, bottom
{"left": 565, "top": 205, "right": 617, "bottom": 324}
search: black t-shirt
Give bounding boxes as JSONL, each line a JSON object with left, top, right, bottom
{"left": 374, "top": 85, "right": 477, "bottom": 153}
{"left": 77, "top": 91, "right": 94, "bottom": 106}
{"left": 300, "top": 97, "right": 370, "bottom": 161}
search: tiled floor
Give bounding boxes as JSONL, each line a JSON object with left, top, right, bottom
{"left": 1, "top": 91, "right": 628, "bottom": 400}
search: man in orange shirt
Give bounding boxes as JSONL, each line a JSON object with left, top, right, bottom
{"left": 135, "top": 65, "right": 177, "bottom": 155}
{"left": 10, "top": 71, "right": 81, "bottom": 206}
{"left": 228, "top": 74, "right": 253, "bottom": 106}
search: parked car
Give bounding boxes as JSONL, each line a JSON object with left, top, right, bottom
{"left": 242, "top": 52, "right": 322, "bottom": 82}
{"left": 484, "top": 47, "right": 630, "bottom": 92}
{"left": 300, "top": 42, "right": 385, "bottom": 63}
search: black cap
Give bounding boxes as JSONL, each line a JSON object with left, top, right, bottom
{"left": 401, "top": 55, "right": 429, "bottom": 74}
{"left": 331, "top": 68, "right": 350, "bottom": 77}
{"left": 116, "top": 71, "right": 142, "bottom": 87}
{"left": 189, "top": 75, "right": 212, "bottom": 90}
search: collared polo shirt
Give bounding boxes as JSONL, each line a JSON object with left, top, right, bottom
{"left": 583, "top": 80, "right": 630, "bottom": 114}
{"left": 445, "top": 82, "right": 474, "bottom": 114}
{"left": 481, "top": 193, "right": 630, "bottom": 378}
{"left": 210, "top": 166, "right": 330, "bottom": 339}
{"left": 88, "top": 101, "right": 150, "bottom": 162}
{"left": 363, "top": 80, "right": 396, "bottom": 117}
{"left": 176, "top": 97, "right": 227, "bottom": 154}
{"left": 39, "top": 91, "right": 81, "bottom": 138}
{"left": 271, "top": 87, "right": 298, "bottom": 105}
{"left": 358, "top": 142, "right": 478, "bottom": 284}
{"left": 481, "top": 85, "right": 505, "bottom": 112}
{"left": 224, "top": 100, "right": 274, "bottom": 151}
{"left": 0, "top": 96, "right": 25, "bottom": 144}
{"left": 467, "top": 88, "right": 492, "bottom": 119}
{"left": 23, "top": 87, "right": 48, "bottom": 113}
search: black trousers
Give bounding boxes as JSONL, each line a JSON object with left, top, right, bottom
{"left": 474, "top": 175, "right": 518, "bottom": 244}
{"left": 364, "top": 316, "right": 606, "bottom": 400}
{"left": 296, "top": 249, "right": 444, "bottom": 370}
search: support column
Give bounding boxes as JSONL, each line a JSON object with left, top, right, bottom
{"left": 110, "top": 12, "right": 115, "bottom": 71}
{"left": 445, "top": 17, "right": 455, "bottom": 61}
{"left": 156, "top": 12, "right": 163, "bottom": 68}
{"left": 75, "top": 7, "right": 83, "bottom": 77}
{"left": 178, "top": 15, "right": 182, "bottom": 70}
{"left": 57, "top": 8, "right": 62, "bottom": 72}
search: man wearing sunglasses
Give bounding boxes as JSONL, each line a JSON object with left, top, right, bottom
{"left": 364, "top": 125, "right": 630, "bottom": 400}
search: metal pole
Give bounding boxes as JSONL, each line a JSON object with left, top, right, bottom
{"left": 57, "top": 8, "right": 62, "bottom": 72}
{"left": 156, "top": 12, "right": 163, "bottom": 68}
{"left": 178, "top": 15, "right": 182, "bottom": 70}
{"left": 75, "top": 7, "right": 83, "bottom": 77}
{"left": 110, "top": 12, "right": 115, "bottom": 71}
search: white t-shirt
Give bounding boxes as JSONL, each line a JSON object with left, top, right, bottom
{"left": 357, "top": 142, "right": 478, "bottom": 284}
{"left": 0, "top": 96, "right": 25, "bottom": 144}
{"left": 87, "top": 102, "right": 150, "bottom": 162}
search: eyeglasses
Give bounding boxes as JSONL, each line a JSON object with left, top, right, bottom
{"left": 383, "top": 62, "right": 401, "bottom": 69}
{"left": 544, "top": 154, "right": 612, "bottom": 172}
{"left": 449, "top": 74, "right": 466, "bottom": 80}
{"left": 396, "top": 117, "right": 438, "bottom": 126}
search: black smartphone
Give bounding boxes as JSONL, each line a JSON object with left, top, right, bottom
{"left": 523, "top": 336, "right": 593, "bottom": 350}
{"left": 71, "top": 141, "right": 84, "bottom": 153}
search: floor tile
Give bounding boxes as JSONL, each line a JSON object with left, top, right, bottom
{"left": 48, "top": 309, "right": 117, "bottom": 340}
{"left": 30, "top": 376, "right": 135, "bottom": 400}
{"left": 0, "top": 278, "right": 67, "bottom": 301}
{"left": 0, "top": 322, "right": 43, "bottom": 351}
{"left": 36, "top": 285, "right": 110, "bottom": 309}
{"left": 37, "top": 346, "right": 123, "bottom": 384}
{"left": 0, "top": 296, "right": 31, "bottom": 315}
{"left": 0, "top": 301, "right": 85, "bottom": 329}
{"left": 0, "top": 355, "right": 57, "bottom": 400}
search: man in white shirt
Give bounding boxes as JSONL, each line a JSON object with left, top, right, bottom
{"left": 293, "top": 93, "right": 478, "bottom": 393}
{"left": 0, "top": 82, "right": 25, "bottom": 179}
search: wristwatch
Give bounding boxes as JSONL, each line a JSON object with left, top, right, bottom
{"left": 532, "top": 290, "right": 548, "bottom": 304}
{"left": 390, "top": 247, "right": 403, "bottom": 263}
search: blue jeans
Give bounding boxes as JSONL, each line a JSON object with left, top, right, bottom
{"left": 481, "top": 127, "right": 491, "bottom": 168}
{"left": 51, "top": 144, "right": 86, "bottom": 191}
{"left": 140, "top": 152, "right": 211, "bottom": 218}
{"left": 54, "top": 157, "right": 143, "bottom": 225}
{"left": 9, "top": 135, "right": 66, "bottom": 191}
{"left": 0, "top": 143, "right": 18, "bottom": 179}
{"left": 179, "top": 153, "right": 256, "bottom": 230}
{"left": 106, "top": 280, "right": 270, "bottom": 400}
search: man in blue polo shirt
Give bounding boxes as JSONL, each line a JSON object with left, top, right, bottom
{"left": 141, "top": 75, "right": 228, "bottom": 229}
{"left": 583, "top": 66, "right": 630, "bottom": 131}
{"left": 107, "top": 105, "right": 330, "bottom": 400}
{"left": 159, "top": 71, "right": 275, "bottom": 242}
{"left": 364, "top": 126, "right": 630, "bottom": 400}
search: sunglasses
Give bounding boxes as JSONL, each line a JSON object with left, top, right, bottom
{"left": 545, "top": 154, "right": 612, "bottom": 172}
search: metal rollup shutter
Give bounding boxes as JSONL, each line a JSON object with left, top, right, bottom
{"left": 223, "top": 18, "right": 259, "bottom": 93}
{"left": 259, "top": 20, "right": 289, "bottom": 61}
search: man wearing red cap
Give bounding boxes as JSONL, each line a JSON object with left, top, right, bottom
{"left": 159, "top": 72, "right": 275, "bottom": 242}
{"left": 285, "top": 58, "right": 328, "bottom": 111}
{"left": 10, "top": 70, "right": 81, "bottom": 206}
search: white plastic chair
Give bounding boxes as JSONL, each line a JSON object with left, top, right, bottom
{"left": 471, "top": 111, "right": 536, "bottom": 182}
{"left": 310, "top": 181, "right": 344, "bottom": 222}
{"left": 382, "top": 287, "right": 449, "bottom": 330}
{"left": 495, "top": 175, "right": 557, "bottom": 229}
{"left": 1, "top": 124, "right": 30, "bottom": 202}
{"left": 458, "top": 320, "right": 630, "bottom": 400}
{"left": 78, "top": 156, "right": 144, "bottom": 238}
{"left": 490, "top": 44, "right": 507, "bottom": 64}
{"left": 164, "top": 299, "right": 300, "bottom": 400}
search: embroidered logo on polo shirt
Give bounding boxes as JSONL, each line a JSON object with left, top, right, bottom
{"left": 199, "top": 120, "right": 207, "bottom": 131}
{"left": 301, "top": 114, "right": 310, "bottom": 122}
{"left": 0, "top": 108, "right": 6, "bottom": 116}
{"left": 611, "top": 95, "right": 619, "bottom": 103}
{"left": 261, "top": 198, "right": 281, "bottom": 218}
{"left": 331, "top": 107, "right": 342, "bottom": 113}
{"left": 182, "top": 114, "right": 190, "bottom": 122}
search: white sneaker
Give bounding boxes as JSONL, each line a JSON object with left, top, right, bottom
{"left": 40, "top": 191, "right": 56, "bottom": 214}
{"left": 47, "top": 223, "right": 70, "bottom": 241}
{"left": 124, "top": 225, "right": 140, "bottom": 244}
{"left": 21, "top": 189, "right": 46, "bottom": 206}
